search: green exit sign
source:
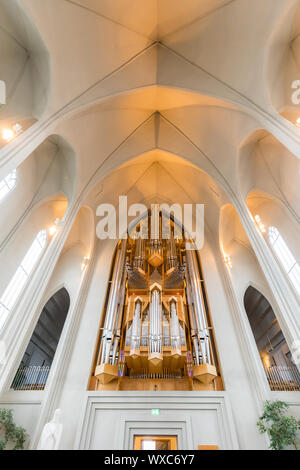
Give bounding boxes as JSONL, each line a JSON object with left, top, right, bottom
{"left": 151, "top": 409, "right": 160, "bottom": 416}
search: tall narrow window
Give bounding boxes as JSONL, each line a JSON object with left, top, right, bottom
{"left": 0, "top": 80, "right": 6, "bottom": 104}
{"left": 0, "top": 230, "right": 47, "bottom": 330}
{"left": 0, "top": 169, "right": 17, "bottom": 201}
{"left": 268, "top": 226, "right": 300, "bottom": 296}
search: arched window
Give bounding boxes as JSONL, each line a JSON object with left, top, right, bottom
{"left": 268, "top": 226, "right": 300, "bottom": 296}
{"left": 11, "top": 288, "right": 70, "bottom": 391}
{"left": 0, "top": 230, "right": 47, "bottom": 330}
{"left": 0, "top": 169, "right": 17, "bottom": 201}
{"left": 244, "top": 286, "right": 300, "bottom": 391}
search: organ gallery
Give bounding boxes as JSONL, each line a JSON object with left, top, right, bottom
{"left": 89, "top": 210, "right": 222, "bottom": 391}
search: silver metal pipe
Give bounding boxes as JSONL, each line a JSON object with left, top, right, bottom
{"left": 186, "top": 248, "right": 211, "bottom": 364}
{"left": 134, "top": 239, "right": 145, "bottom": 270}
{"left": 111, "top": 251, "right": 127, "bottom": 364}
{"left": 149, "top": 289, "right": 162, "bottom": 353}
{"left": 186, "top": 250, "right": 205, "bottom": 330}
{"left": 101, "top": 240, "right": 127, "bottom": 364}
{"left": 131, "top": 300, "right": 141, "bottom": 354}
{"left": 170, "top": 300, "right": 181, "bottom": 350}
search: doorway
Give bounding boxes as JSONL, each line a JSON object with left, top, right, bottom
{"left": 134, "top": 435, "right": 178, "bottom": 450}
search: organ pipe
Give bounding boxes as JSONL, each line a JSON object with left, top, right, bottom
{"left": 100, "top": 240, "right": 127, "bottom": 364}
{"left": 170, "top": 300, "right": 181, "bottom": 350}
{"left": 167, "top": 232, "right": 178, "bottom": 270}
{"left": 149, "top": 288, "right": 162, "bottom": 353}
{"left": 94, "top": 209, "right": 219, "bottom": 390}
{"left": 186, "top": 248, "right": 211, "bottom": 365}
{"left": 141, "top": 315, "right": 148, "bottom": 346}
{"left": 111, "top": 254, "right": 127, "bottom": 364}
{"left": 134, "top": 238, "right": 145, "bottom": 270}
{"left": 185, "top": 268, "right": 201, "bottom": 365}
{"left": 130, "top": 300, "right": 141, "bottom": 354}
{"left": 151, "top": 204, "right": 160, "bottom": 240}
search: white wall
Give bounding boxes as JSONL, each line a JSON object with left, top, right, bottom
{"left": 0, "top": 392, "right": 42, "bottom": 449}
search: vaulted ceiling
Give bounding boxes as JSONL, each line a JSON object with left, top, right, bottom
{"left": 0, "top": 0, "right": 300, "bottom": 243}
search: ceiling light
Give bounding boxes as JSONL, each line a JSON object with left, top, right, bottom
{"left": 49, "top": 225, "right": 58, "bottom": 237}
{"left": 2, "top": 123, "right": 23, "bottom": 143}
{"left": 2, "top": 128, "right": 14, "bottom": 142}
{"left": 296, "top": 117, "right": 300, "bottom": 128}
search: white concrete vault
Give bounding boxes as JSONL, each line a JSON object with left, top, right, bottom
{"left": 0, "top": 0, "right": 50, "bottom": 135}
{"left": 2, "top": 0, "right": 300, "bottom": 182}
{"left": 17, "top": 0, "right": 297, "bottom": 115}
{"left": 267, "top": 0, "right": 300, "bottom": 117}
{"left": 1, "top": 0, "right": 300, "bottom": 452}
{"left": 239, "top": 129, "right": 300, "bottom": 222}
{"left": 61, "top": 102, "right": 244, "bottom": 198}
{"left": 83, "top": 148, "right": 229, "bottom": 237}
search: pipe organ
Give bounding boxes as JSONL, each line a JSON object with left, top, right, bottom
{"left": 91, "top": 211, "right": 222, "bottom": 391}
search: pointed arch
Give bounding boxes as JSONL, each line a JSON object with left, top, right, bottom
{"left": 243, "top": 285, "right": 300, "bottom": 391}
{"left": 11, "top": 287, "right": 70, "bottom": 390}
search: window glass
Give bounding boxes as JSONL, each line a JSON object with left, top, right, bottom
{"left": 0, "top": 169, "right": 17, "bottom": 201}
{"left": 268, "top": 226, "right": 300, "bottom": 295}
{"left": 0, "top": 230, "right": 47, "bottom": 329}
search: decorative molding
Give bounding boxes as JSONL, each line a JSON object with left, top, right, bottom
{"left": 75, "top": 391, "right": 239, "bottom": 450}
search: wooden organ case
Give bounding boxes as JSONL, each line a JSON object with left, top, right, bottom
{"left": 89, "top": 211, "right": 223, "bottom": 392}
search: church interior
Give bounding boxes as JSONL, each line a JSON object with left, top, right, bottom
{"left": 0, "top": 0, "right": 300, "bottom": 450}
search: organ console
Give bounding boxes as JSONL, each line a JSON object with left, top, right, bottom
{"left": 90, "top": 209, "right": 223, "bottom": 391}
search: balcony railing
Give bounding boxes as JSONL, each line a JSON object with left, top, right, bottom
{"left": 11, "top": 365, "right": 50, "bottom": 391}
{"left": 264, "top": 365, "right": 300, "bottom": 391}
{"left": 128, "top": 336, "right": 182, "bottom": 348}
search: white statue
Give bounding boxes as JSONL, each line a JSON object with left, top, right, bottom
{"left": 37, "top": 409, "right": 63, "bottom": 450}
